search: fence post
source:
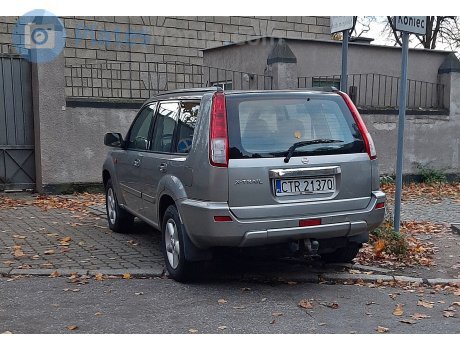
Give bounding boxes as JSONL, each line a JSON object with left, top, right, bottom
{"left": 266, "top": 39, "right": 298, "bottom": 90}
{"left": 438, "top": 53, "right": 460, "bottom": 115}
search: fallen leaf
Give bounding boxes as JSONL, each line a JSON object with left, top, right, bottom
{"left": 94, "top": 312, "right": 103, "bottom": 316}
{"left": 376, "top": 326, "right": 389, "bottom": 333}
{"left": 218, "top": 299, "right": 227, "bottom": 305}
{"left": 298, "top": 299, "right": 313, "bottom": 309}
{"left": 269, "top": 319, "right": 276, "bottom": 325}
{"left": 272, "top": 312, "right": 283, "bottom": 317}
{"left": 443, "top": 311, "right": 456, "bottom": 318}
{"left": 241, "top": 287, "right": 251, "bottom": 292}
{"left": 122, "top": 273, "right": 131, "bottom": 279}
{"left": 411, "top": 313, "right": 430, "bottom": 320}
{"left": 134, "top": 292, "right": 144, "bottom": 296}
{"left": 44, "top": 250, "right": 55, "bottom": 255}
{"left": 400, "top": 319, "right": 417, "bottom": 324}
{"left": 59, "top": 236, "right": 72, "bottom": 242}
{"left": 66, "top": 325, "right": 79, "bottom": 331}
{"left": 188, "top": 329, "right": 198, "bottom": 333}
{"left": 12, "top": 249, "right": 25, "bottom": 258}
{"left": 417, "top": 300, "right": 434, "bottom": 309}
{"left": 373, "top": 239, "right": 385, "bottom": 254}
{"left": 49, "top": 270, "right": 60, "bottom": 278}
{"left": 95, "top": 273, "right": 104, "bottom": 281}
{"left": 451, "top": 302, "right": 460, "bottom": 306}
{"left": 321, "top": 301, "right": 339, "bottom": 309}
{"left": 393, "top": 304, "right": 404, "bottom": 316}
{"left": 12, "top": 235, "right": 26, "bottom": 239}
{"left": 2, "top": 260, "right": 15, "bottom": 266}
{"left": 217, "top": 326, "right": 227, "bottom": 330}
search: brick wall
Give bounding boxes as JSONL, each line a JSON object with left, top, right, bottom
{"left": 0, "top": 16, "right": 330, "bottom": 98}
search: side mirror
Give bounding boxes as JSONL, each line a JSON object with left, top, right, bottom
{"left": 104, "top": 133, "right": 124, "bottom": 148}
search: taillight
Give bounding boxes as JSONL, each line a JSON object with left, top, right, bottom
{"left": 337, "top": 91, "right": 377, "bottom": 160}
{"left": 209, "top": 91, "right": 228, "bottom": 167}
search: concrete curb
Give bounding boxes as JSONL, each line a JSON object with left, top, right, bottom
{"left": 1, "top": 268, "right": 164, "bottom": 278}
{"left": 1, "top": 267, "right": 458, "bottom": 285}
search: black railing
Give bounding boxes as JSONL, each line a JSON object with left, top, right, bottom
{"left": 65, "top": 61, "right": 273, "bottom": 100}
{"left": 298, "top": 73, "right": 445, "bottom": 110}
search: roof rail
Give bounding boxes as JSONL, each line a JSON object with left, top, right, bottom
{"left": 154, "top": 86, "right": 223, "bottom": 97}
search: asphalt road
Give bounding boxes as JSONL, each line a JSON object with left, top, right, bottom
{"left": 1, "top": 276, "right": 458, "bottom": 334}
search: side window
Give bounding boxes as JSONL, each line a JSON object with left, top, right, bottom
{"left": 127, "top": 104, "right": 156, "bottom": 150}
{"left": 175, "top": 101, "right": 200, "bottom": 154}
{"left": 151, "top": 102, "right": 180, "bottom": 153}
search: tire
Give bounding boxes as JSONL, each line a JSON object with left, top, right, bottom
{"left": 321, "top": 243, "right": 361, "bottom": 263}
{"left": 105, "top": 178, "right": 134, "bottom": 233}
{"left": 161, "top": 205, "right": 193, "bottom": 282}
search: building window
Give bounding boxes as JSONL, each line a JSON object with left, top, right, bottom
{"left": 312, "top": 78, "right": 340, "bottom": 90}
{"left": 212, "top": 81, "right": 233, "bottom": 90}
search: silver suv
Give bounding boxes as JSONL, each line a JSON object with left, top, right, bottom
{"left": 103, "top": 87, "right": 385, "bottom": 281}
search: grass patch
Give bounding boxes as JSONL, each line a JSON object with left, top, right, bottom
{"left": 371, "top": 221, "right": 408, "bottom": 257}
{"left": 416, "top": 163, "right": 447, "bottom": 184}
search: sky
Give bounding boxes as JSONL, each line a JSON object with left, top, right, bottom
{"left": 355, "top": 16, "right": 452, "bottom": 51}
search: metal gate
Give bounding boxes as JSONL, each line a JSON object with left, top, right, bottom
{"left": 0, "top": 55, "right": 35, "bottom": 191}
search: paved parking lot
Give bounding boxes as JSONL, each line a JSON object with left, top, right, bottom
{"left": 0, "top": 202, "right": 164, "bottom": 275}
{"left": 1, "top": 192, "right": 459, "bottom": 281}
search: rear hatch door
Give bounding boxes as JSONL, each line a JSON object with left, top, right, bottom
{"left": 225, "top": 92, "right": 372, "bottom": 219}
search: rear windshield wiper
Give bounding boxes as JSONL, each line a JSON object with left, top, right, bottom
{"left": 284, "top": 139, "right": 343, "bottom": 163}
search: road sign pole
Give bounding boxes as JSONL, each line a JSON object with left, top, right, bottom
{"left": 394, "top": 31, "right": 409, "bottom": 232}
{"left": 340, "top": 29, "right": 349, "bottom": 92}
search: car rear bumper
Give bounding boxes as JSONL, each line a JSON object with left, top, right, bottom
{"left": 178, "top": 190, "right": 385, "bottom": 249}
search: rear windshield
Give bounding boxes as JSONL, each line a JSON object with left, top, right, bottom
{"left": 225, "top": 94, "right": 365, "bottom": 159}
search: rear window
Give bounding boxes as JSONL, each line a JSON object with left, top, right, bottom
{"left": 225, "top": 94, "right": 365, "bottom": 159}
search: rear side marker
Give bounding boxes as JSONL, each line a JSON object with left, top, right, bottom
{"left": 375, "top": 202, "right": 385, "bottom": 209}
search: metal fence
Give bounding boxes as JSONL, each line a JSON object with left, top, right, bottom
{"left": 298, "top": 73, "right": 445, "bottom": 110}
{"left": 65, "top": 61, "right": 273, "bottom": 100}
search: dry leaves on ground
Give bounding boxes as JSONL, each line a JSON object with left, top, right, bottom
{"left": 356, "top": 220, "right": 441, "bottom": 269}
{"left": 417, "top": 300, "right": 434, "bottom": 309}
{"left": 298, "top": 299, "right": 313, "bottom": 309}
{"left": 381, "top": 182, "right": 460, "bottom": 202}
{"left": 0, "top": 193, "right": 104, "bottom": 212}
{"left": 411, "top": 313, "right": 430, "bottom": 320}
{"left": 392, "top": 304, "right": 404, "bottom": 316}
{"left": 376, "top": 326, "right": 389, "bottom": 333}
{"left": 66, "top": 325, "right": 79, "bottom": 331}
{"left": 217, "top": 299, "right": 227, "bottom": 305}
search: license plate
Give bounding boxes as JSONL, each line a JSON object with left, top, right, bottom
{"left": 274, "top": 177, "right": 335, "bottom": 196}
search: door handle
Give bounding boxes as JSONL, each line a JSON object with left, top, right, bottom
{"left": 133, "top": 158, "right": 141, "bottom": 167}
{"left": 159, "top": 163, "right": 168, "bottom": 173}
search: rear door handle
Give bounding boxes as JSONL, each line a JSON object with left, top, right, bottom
{"left": 159, "top": 163, "right": 167, "bottom": 173}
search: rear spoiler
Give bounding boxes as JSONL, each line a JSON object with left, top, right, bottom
{"left": 296, "top": 86, "right": 339, "bottom": 93}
